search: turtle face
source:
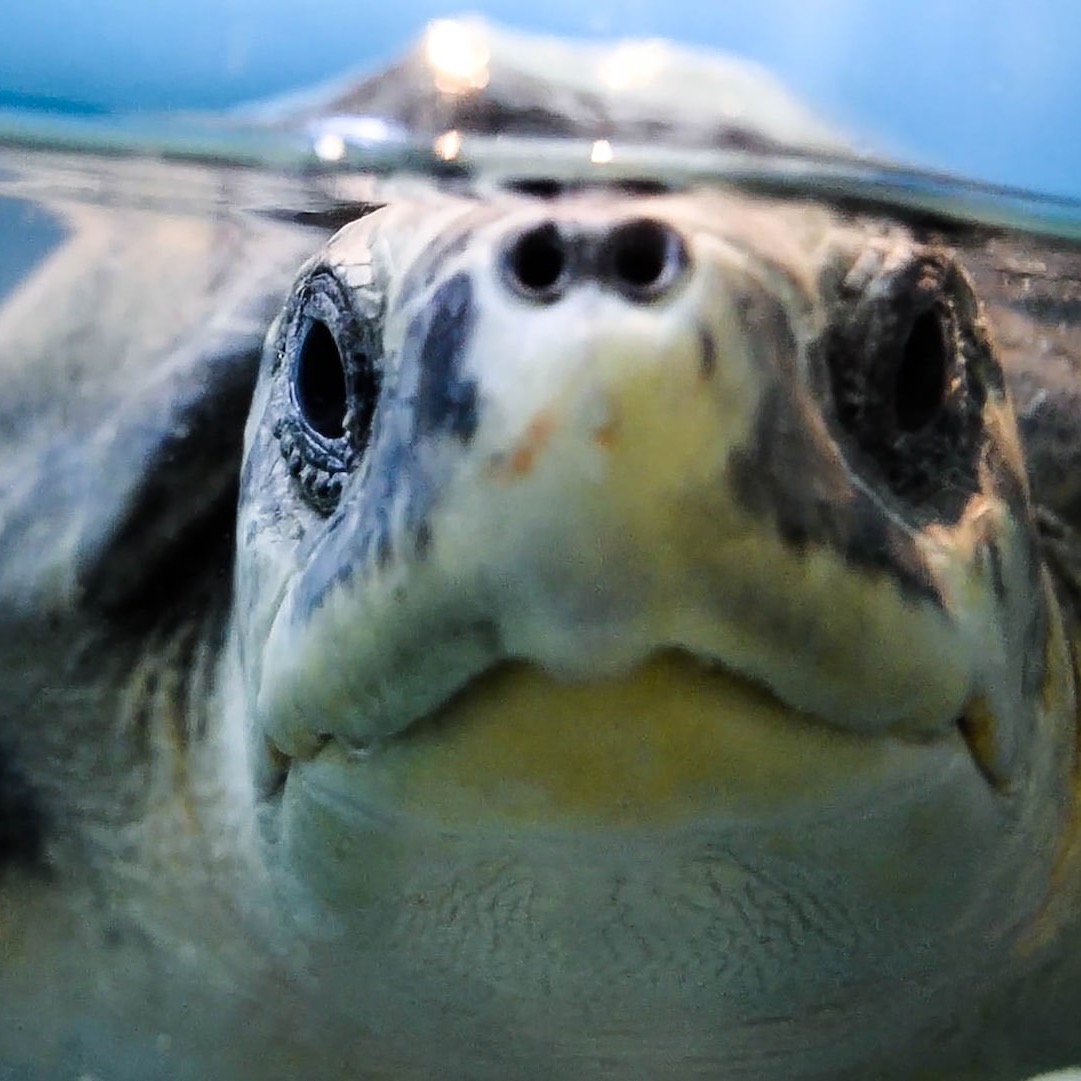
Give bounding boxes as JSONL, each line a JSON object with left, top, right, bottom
{"left": 228, "top": 188, "right": 1077, "bottom": 1039}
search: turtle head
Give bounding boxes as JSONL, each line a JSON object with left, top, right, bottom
{"left": 228, "top": 188, "right": 1079, "bottom": 1041}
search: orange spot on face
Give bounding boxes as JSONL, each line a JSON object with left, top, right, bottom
{"left": 593, "top": 422, "right": 617, "bottom": 450}
{"left": 490, "top": 411, "right": 558, "bottom": 479}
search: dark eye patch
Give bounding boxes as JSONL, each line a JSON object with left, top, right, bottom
{"left": 823, "top": 252, "right": 991, "bottom": 522}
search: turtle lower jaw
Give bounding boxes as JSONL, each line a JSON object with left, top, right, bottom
{"left": 260, "top": 649, "right": 996, "bottom": 826}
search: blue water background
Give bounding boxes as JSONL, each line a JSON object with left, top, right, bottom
{"left": 2, "top": 0, "right": 1080, "bottom": 198}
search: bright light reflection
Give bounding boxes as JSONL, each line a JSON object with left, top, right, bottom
{"left": 426, "top": 19, "right": 491, "bottom": 94}
{"left": 591, "top": 139, "right": 614, "bottom": 165}
{"left": 434, "top": 129, "right": 462, "bottom": 160}
{"left": 313, "top": 132, "right": 346, "bottom": 162}
{"left": 597, "top": 41, "right": 668, "bottom": 91}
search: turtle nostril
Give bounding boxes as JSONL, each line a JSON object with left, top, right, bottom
{"left": 501, "top": 221, "right": 567, "bottom": 301}
{"left": 604, "top": 218, "right": 688, "bottom": 301}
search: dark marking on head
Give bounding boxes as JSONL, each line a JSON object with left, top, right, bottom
{"left": 0, "top": 742, "right": 46, "bottom": 874}
{"left": 409, "top": 271, "right": 479, "bottom": 444}
{"left": 729, "top": 387, "right": 939, "bottom": 603}
{"left": 355, "top": 501, "right": 396, "bottom": 576}
{"left": 698, "top": 325, "right": 716, "bottom": 380}
{"left": 725, "top": 278, "right": 940, "bottom": 603}
{"left": 375, "top": 527, "right": 393, "bottom": 570}
{"left": 985, "top": 541, "right": 1007, "bottom": 603}
{"left": 414, "top": 519, "right": 432, "bottom": 560}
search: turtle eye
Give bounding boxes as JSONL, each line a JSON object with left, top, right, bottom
{"left": 825, "top": 251, "right": 991, "bottom": 519}
{"left": 295, "top": 318, "right": 347, "bottom": 440}
{"left": 893, "top": 306, "right": 950, "bottom": 433}
{"left": 274, "top": 271, "right": 380, "bottom": 514}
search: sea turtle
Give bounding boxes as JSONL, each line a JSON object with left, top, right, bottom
{"left": 2, "top": 17, "right": 1081, "bottom": 1081}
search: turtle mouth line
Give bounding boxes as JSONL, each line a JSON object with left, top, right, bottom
{"left": 260, "top": 648, "right": 1001, "bottom": 816}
